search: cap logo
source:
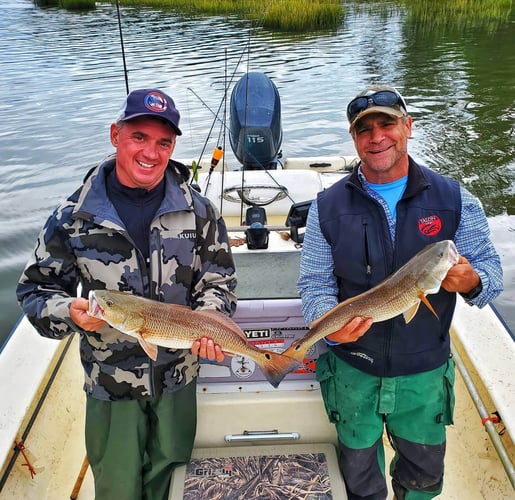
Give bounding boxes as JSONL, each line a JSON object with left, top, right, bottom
{"left": 418, "top": 215, "right": 442, "bottom": 236}
{"left": 144, "top": 92, "right": 168, "bottom": 114}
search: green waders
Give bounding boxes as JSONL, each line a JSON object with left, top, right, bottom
{"left": 316, "top": 351, "right": 455, "bottom": 500}
{"left": 85, "top": 380, "right": 197, "bottom": 500}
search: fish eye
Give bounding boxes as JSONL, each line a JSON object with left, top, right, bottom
{"left": 106, "top": 299, "right": 114, "bottom": 307}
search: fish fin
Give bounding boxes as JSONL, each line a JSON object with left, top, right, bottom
{"left": 138, "top": 335, "right": 158, "bottom": 361}
{"left": 282, "top": 339, "right": 310, "bottom": 363}
{"left": 257, "top": 350, "right": 302, "bottom": 388}
{"left": 197, "top": 310, "right": 247, "bottom": 339}
{"left": 309, "top": 316, "right": 322, "bottom": 330}
{"left": 403, "top": 302, "right": 421, "bottom": 323}
{"left": 420, "top": 293, "right": 439, "bottom": 319}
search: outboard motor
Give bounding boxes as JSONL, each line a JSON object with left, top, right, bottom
{"left": 229, "top": 72, "right": 282, "bottom": 170}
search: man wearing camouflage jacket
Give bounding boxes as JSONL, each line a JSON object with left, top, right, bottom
{"left": 16, "top": 89, "right": 237, "bottom": 500}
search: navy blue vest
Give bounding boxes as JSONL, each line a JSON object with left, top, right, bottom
{"left": 317, "top": 158, "right": 461, "bottom": 376}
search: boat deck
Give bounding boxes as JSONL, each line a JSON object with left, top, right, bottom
{"left": 1, "top": 326, "right": 513, "bottom": 499}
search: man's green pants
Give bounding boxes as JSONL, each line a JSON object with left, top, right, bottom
{"left": 85, "top": 380, "right": 197, "bottom": 500}
{"left": 316, "top": 351, "right": 455, "bottom": 500}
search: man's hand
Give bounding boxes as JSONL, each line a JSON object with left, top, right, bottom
{"left": 441, "top": 255, "right": 481, "bottom": 294}
{"left": 325, "top": 316, "right": 373, "bottom": 344}
{"left": 191, "top": 337, "right": 225, "bottom": 363}
{"left": 70, "top": 297, "right": 106, "bottom": 331}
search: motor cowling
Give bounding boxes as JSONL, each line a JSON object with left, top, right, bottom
{"left": 229, "top": 72, "right": 282, "bottom": 170}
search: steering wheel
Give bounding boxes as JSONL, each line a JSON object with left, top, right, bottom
{"left": 222, "top": 184, "right": 289, "bottom": 206}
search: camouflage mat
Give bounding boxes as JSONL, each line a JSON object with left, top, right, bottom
{"left": 183, "top": 452, "right": 332, "bottom": 499}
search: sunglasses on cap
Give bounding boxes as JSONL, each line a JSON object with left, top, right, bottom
{"left": 346, "top": 90, "right": 408, "bottom": 125}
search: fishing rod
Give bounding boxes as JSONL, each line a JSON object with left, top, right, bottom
{"left": 239, "top": 29, "right": 252, "bottom": 225}
{"left": 188, "top": 88, "right": 226, "bottom": 128}
{"left": 115, "top": 0, "right": 130, "bottom": 94}
{"left": 219, "top": 54, "right": 229, "bottom": 215}
{"left": 234, "top": 29, "right": 294, "bottom": 224}
{"left": 187, "top": 86, "right": 226, "bottom": 186}
{"left": 187, "top": 51, "right": 294, "bottom": 211}
{"left": 187, "top": 37, "right": 253, "bottom": 187}
{"left": 188, "top": 85, "right": 293, "bottom": 204}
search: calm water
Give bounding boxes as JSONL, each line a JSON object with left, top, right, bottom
{"left": 1, "top": 1, "right": 514, "bottom": 345}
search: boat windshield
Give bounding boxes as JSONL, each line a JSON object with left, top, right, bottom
{"left": 233, "top": 252, "right": 300, "bottom": 299}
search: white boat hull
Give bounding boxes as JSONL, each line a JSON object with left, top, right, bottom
{"left": 1, "top": 158, "right": 513, "bottom": 499}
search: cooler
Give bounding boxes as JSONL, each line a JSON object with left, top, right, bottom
{"left": 197, "top": 298, "right": 328, "bottom": 391}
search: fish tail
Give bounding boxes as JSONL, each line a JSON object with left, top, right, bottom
{"left": 257, "top": 351, "right": 302, "bottom": 388}
{"left": 282, "top": 341, "right": 308, "bottom": 364}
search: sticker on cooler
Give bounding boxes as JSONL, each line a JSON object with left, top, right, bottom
{"left": 231, "top": 338, "right": 285, "bottom": 379}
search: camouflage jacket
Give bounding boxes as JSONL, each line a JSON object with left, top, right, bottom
{"left": 17, "top": 156, "right": 237, "bottom": 400}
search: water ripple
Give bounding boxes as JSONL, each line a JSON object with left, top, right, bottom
{"left": 1, "top": 0, "right": 513, "bottom": 340}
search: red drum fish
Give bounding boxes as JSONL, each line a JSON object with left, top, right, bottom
{"left": 284, "top": 240, "right": 460, "bottom": 362}
{"left": 88, "top": 289, "right": 301, "bottom": 388}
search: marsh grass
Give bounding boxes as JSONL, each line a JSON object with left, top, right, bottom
{"left": 262, "top": 0, "right": 343, "bottom": 30}
{"left": 115, "top": 0, "right": 343, "bottom": 31}
{"left": 37, "top": 0, "right": 510, "bottom": 32}
{"left": 36, "top": 0, "right": 96, "bottom": 8}
{"left": 397, "top": 0, "right": 512, "bottom": 32}
{"left": 64, "top": 0, "right": 95, "bottom": 7}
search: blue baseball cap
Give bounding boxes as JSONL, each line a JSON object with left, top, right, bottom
{"left": 117, "top": 89, "right": 182, "bottom": 135}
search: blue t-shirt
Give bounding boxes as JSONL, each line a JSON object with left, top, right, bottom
{"left": 368, "top": 175, "right": 408, "bottom": 219}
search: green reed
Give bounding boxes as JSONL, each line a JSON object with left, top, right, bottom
{"left": 41, "top": 0, "right": 510, "bottom": 32}
{"left": 115, "top": 0, "right": 343, "bottom": 31}
{"left": 35, "top": 0, "right": 96, "bottom": 8}
{"left": 262, "top": 0, "right": 343, "bottom": 30}
{"left": 396, "top": 0, "right": 512, "bottom": 32}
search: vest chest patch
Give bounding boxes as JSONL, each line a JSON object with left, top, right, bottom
{"left": 418, "top": 215, "right": 442, "bottom": 236}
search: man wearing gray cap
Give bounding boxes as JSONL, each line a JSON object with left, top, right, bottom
{"left": 298, "top": 84, "right": 503, "bottom": 499}
{"left": 17, "top": 89, "right": 237, "bottom": 499}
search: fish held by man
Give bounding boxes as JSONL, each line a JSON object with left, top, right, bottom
{"left": 87, "top": 289, "right": 301, "bottom": 388}
{"left": 284, "top": 239, "right": 460, "bottom": 362}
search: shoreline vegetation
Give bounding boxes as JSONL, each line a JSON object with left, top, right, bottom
{"left": 36, "top": 0, "right": 343, "bottom": 31}
{"left": 34, "top": 0, "right": 513, "bottom": 32}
